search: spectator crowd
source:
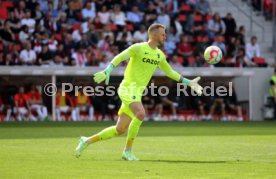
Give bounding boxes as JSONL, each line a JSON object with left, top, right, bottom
{"left": 0, "top": 0, "right": 268, "bottom": 67}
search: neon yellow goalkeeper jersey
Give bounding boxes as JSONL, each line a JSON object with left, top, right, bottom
{"left": 111, "top": 42, "right": 181, "bottom": 96}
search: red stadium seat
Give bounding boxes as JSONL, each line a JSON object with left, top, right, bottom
{"left": 109, "top": 24, "right": 118, "bottom": 31}
{"left": 15, "top": 44, "right": 22, "bottom": 51}
{"left": 177, "top": 56, "right": 184, "bottom": 63}
{"left": 8, "top": 44, "right": 13, "bottom": 50}
{"left": 0, "top": 43, "right": 3, "bottom": 51}
{"left": 194, "top": 15, "right": 203, "bottom": 22}
{"left": 178, "top": 15, "right": 187, "bottom": 22}
{"left": 196, "top": 36, "right": 209, "bottom": 43}
{"left": 72, "top": 23, "right": 81, "bottom": 30}
{"left": 214, "top": 35, "right": 225, "bottom": 42}
{"left": 8, "top": 44, "right": 21, "bottom": 51}
{"left": 180, "top": 5, "right": 191, "bottom": 12}
{"left": 214, "top": 35, "right": 218, "bottom": 41}
{"left": 253, "top": 57, "right": 266, "bottom": 64}
{"left": 196, "top": 36, "right": 203, "bottom": 42}
{"left": 125, "top": 24, "right": 134, "bottom": 31}
{"left": 206, "top": 15, "right": 213, "bottom": 21}
{"left": 188, "top": 56, "right": 195, "bottom": 64}
{"left": 55, "top": 33, "right": 62, "bottom": 41}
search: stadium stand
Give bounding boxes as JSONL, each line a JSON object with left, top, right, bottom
{"left": 0, "top": 0, "right": 270, "bottom": 67}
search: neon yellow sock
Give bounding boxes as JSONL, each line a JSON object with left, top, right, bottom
{"left": 125, "top": 117, "right": 142, "bottom": 150}
{"left": 93, "top": 126, "right": 118, "bottom": 142}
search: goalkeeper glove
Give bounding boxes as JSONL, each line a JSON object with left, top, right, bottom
{"left": 183, "top": 76, "right": 203, "bottom": 96}
{"left": 93, "top": 64, "right": 114, "bottom": 85}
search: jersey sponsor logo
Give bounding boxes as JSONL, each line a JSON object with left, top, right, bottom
{"left": 142, "top": 58, "right": 160, "bottom": 65}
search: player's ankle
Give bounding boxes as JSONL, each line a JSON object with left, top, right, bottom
{"left": 85, "top": 137, "right": 91, "bottom": 144}
{"left": 124, "top": 148, "right": 132, "bottom": 152}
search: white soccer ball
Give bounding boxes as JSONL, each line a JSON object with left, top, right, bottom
{"left": 204, "top": 46, "right": 223, "bottom": 64}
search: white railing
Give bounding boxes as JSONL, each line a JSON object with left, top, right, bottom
{"left": 0, "top": 66, "right": 254, "bottom": 76}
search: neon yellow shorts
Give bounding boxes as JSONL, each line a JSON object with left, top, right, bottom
{"left": 117, "top": 84, "right": 143, "bottom": 118}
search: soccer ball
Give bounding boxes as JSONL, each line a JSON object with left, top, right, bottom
{"left": 204, "top": 46, "right": 223, "bottom": 64}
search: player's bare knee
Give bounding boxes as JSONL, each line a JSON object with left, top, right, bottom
{"left": 135, "top": 110, "right": 145, "bottom": 121}
{"left": 116, "top": 125, "right": 127, "bottom": 135}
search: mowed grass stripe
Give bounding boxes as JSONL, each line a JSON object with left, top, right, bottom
{"left": 0, "top": 122, "right": 276, "bottom": 178}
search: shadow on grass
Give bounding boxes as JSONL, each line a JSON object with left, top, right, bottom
{"left": 84, "top": 158, "right": 249, "bottom": 164}
{"left": 140, "top": 159, "right": 233, "bottom": 164}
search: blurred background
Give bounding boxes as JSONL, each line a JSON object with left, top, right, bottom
{"left": 0, "top": 0, "right": 276, "bottom": 122}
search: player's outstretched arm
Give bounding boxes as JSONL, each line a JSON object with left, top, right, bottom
{"left": 93, "top": 48, "right": 130, "bottom": 85}
{"left": 159, "top": 58, "right": 203, "bottom": 95}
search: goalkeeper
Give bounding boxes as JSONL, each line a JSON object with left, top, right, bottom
{"left": 75, "top": 24, "right": 203, "bottom": 161}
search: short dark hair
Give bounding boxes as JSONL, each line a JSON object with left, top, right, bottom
{"left": 148, "top": 24, "right": 165, "bottom": 35}
{"left": 251, "top": 36, "right": 257, "bottom": 40}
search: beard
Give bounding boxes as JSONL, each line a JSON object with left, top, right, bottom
{"left": 158, "top": 40, "right": 164, "bottom": 47}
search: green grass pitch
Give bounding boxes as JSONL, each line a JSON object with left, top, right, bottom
{"left": 1, "top": 121, "right": 276, "bottom": 179}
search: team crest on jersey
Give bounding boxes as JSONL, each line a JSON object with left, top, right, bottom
{"left": 157, "top": 53, "right": 160, "bottom": 58}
